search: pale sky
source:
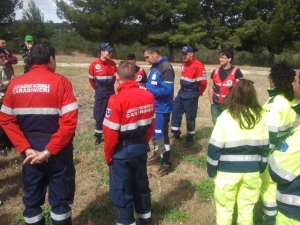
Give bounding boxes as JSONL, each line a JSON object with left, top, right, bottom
{"left": 15, "top": 0, "right": 70, "bottom": 23}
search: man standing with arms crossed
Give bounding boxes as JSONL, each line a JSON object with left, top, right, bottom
{"left": 89, "top": 42, "right": 117, "bottom": 145}
{"left": 0, "top": 43, "right": 78, "bottom": 225}
{"left": 208, "top": 48, "right": 243, "bottom": 125}
{"left": 142, "top": 43, "right": 175, "bottom": 176}
{"left": 171, "top": 45, "right": 207, "bottom": 147}
{"left": 103, "top": 61, "right": 155, "bottom": 225}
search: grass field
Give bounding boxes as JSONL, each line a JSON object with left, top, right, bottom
{"left": 0, "top": 55, "right": 289, "bottom": 225}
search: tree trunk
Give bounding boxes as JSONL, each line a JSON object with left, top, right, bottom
{"left": 168, "top": 44, "right": 174, "bottom": 62}
{"left": 269, "top": 51, "right": 275, "bottom": 67}
{"left": 110, "top": 43, "right": 117, "bottom": 59}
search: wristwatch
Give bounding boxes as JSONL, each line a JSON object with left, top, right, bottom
{"left": 43, "top": 150, "right": 51, "bottom": 158}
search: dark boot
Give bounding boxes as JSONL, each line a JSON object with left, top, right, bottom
{"left": 147, "top": 153, "right": 161, "bottom": 165}
{"left": 157, "top": 152, "right": 171, "bottom": 176}
{"left": 94, "top": 135, "right": 102, "bottom": 145}
{"left": 157, "top": 162, "right": 172, "bottom": 176}
{"left": 184, "top": 135, "right": 195, "bottom": 147}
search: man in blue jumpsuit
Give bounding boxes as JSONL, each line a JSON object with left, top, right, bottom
{"left": 103, "top": 61, "right": 155, "bottom": 225}
{"left": 142, "top": 43, "right": 175, "bottom": 176}
{"left": 171, "top": 45, "right": 207, "bottom": 147}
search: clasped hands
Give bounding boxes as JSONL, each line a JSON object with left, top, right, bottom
{"left": 23, "top": 148, "right": 49, "bottom": 165}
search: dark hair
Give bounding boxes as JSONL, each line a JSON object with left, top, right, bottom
{"left": 269, "top": 62, "right": 295, "bottom": 101}
{"left": 30, "top": 42, "right": 55, "bottom": 65}
{"left": 223, "top": 79, "right": 262, "bottom": 129}
{"left": 219, "top": 48, "right": 234, "bottom": 61}
{"left": 117, "top": 60, "right": 136, "bottom": 81}
{"left": 0, "top": 37, "right": 5, "bottom": 41}
{"left": 126, "top": 53, "right": 136, "bottom": 60}
{"left": 143, "top": 43, "right": 160, "bottom": 54}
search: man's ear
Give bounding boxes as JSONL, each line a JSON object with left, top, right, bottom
{"left": 49, "top": 56, "right": 56, "bottom": 71}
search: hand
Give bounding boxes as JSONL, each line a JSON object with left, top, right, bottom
{"left": 30, "top": 151, "right": 49, "bottom": 164}
{"left": 139, "top": 85, "right": 147, "bottom": 90}
{"left": 23, "top": 148, "right": 38, "bottom": 164}
{"left": 2, "top": 81, "right": 9, "bottom": 85}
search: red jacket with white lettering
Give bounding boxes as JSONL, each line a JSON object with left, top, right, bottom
{"left": 103, "top": 80, "right": 155, "bottom": 163}
{"left": 88, "top": 58, "right": 117, "bottom": 97}
{"left": 0, "top": 64, "right": 78, "bottom": 154}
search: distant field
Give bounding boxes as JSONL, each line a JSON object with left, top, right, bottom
{"left": 0, "top": 55, "right": 291, "bottom": 225}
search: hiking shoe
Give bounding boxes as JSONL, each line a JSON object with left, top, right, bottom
{"left": 184, "top": 136, "right": 195, "bottom": 147}
{"left": 147, "top": 154, "right": 161, "bottom": 165}
{"left": 94, "top": 136, "right": 101, "bottom": 145}
{"left": 170, "top": 134, "right": 180, "bottom": 140}
{"left": 157, "top": 163, "right": 172, "bottom": 176}
{"left": 0, "top": 149, "right": 7, "bottom": 156}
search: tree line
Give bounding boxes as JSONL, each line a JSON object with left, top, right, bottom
{"left": 1, "top": 0, "right": 300, "bottom": 66}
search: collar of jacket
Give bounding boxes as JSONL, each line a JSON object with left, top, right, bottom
{"left": 117, "top": 80, "right": 138, "bottom": 92}
{"left": 153, "top": 56, "right": 168, "bottom": 67}
{"left": 31, "top": 64, "right": 55, "bottom": 72}
{"left": 183, "top": 56, "right": 196, "bottom": 66}
{"left": 267, "top": 88, "right": 276, "bottom": 97}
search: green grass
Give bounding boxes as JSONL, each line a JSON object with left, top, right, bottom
{"left": 11, "top": 207, "right": 51, "bottom": 225}
{"left": 182, "top": 155, "right": 207, "bottom": 168}
{"left": 195, "top": 179, "right": 215, "bottom": 201}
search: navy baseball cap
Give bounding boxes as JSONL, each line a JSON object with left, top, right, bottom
{"left": 99, "top": 42, "right": 113, "bottom": 51}
{"left": 181, "top": 45, "right": 194, "bottom": 54}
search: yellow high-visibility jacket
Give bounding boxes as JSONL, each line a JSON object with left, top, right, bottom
{"left": 269, "top": 104, "right": 300, "bottom": 221}
{"left": 207, "top": 109, "right": 269, "bottom": 178}
{"left": 264, "top": 90, "right": 296, "bottom": 150}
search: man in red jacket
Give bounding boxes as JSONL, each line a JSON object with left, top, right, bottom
{"left": 103, "top": 61, "right": 155, "bottom": 225}
{"left": 89, "top": 42, "right": 117, "bottom": 145}
{"left": 208, "top": 48, "right": 243, "bottom": 125}
{"left": 0, "top": 43, "right": 78, "bottom": 225}
{"left": 171, "top": 45, "right": 207, "bottom": 147}
{"left": 126, "top": 53, "right": 147, "bottom": 83}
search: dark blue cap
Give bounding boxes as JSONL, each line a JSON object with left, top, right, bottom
{"left": 99, "top": 42, "right": 113, "bottom": 51}
{"left": 181, "top": 45, "right": 194, "bottom": 54}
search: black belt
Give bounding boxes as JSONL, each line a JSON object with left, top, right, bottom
{"left": 181, "top": 87, "right": 198, "bottom": 92}
{"left": 118, "top": 136, "right": 146, "bottom": 147}
{"left": 24, "top": 131, "right": 53, "bottom": 139}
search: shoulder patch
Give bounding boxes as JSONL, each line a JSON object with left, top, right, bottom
{"left": 106, "top": 108, "right": 112, "bottom": 118}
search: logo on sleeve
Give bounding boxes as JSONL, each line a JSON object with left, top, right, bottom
{"left": 136, "top": 75, "right": 142, "bottom": 81}
{"left": 280, "top": 141, "right": 289, "bottom": 152}
{"left": 106, "top": 108, "right": 112, "bottom": 118}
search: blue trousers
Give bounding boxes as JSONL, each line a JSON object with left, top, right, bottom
{"left": 171, "top": 96, "right": 198, "bottom": 137}
{"left": 211, "top": 103, "right": 225, "bottom": 125}
{"left": 94, "top": 96, "right": 109, "bottom": 136}
{"left": 22, "top": 151, "right": 75, "bottom": 225}
{"left": 152, "top": 113, "right": 171, "bottom": 163}
{"left": 109, "top": 154, "right": 152, "bottom": 225}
